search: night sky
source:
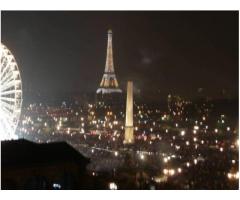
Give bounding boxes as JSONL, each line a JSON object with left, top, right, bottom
{"left": 1, "top": 11, "right": 239, "bottom": 100}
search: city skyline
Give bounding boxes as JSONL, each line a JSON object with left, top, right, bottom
{"left": 1, "top": 11, "right": 238, "bottom": 100}
{"left": 1, "top": 10, "right": 239, "bottom": 190}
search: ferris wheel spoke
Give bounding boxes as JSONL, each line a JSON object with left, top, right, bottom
{"left": 1, "top": 57, "right": 14, "bottom": 76}
{"left": 0, "top": 43, "right": 22, "bottom": 140}
{"left": 1, "top": 79, "right": 21, "bottom": 92}
{"left": 0, "top": 96, "right": 16, "bottom": 103}
{"left": 1, "top": 70, "right": 15, "bottom": 85}
{"left": 1, "top": 100, "right": 15, "bottom": 112}
{"left": 1, "top": 80, "right": 15, "bottom": 92}
{"left": 1, "top": 89, "right": 22, "bottom": 96}
{"left": 1, "top": 71, "right": 13, "bottom": 85}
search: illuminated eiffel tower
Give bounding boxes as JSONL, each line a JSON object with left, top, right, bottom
{"left": 96, "top": 30, "right": 122, "bottom": 94}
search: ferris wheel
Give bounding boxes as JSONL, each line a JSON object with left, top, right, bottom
{"left": 0, "top": 43, "right": 22, "bottom": 140}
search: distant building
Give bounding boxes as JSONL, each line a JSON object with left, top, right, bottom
{"left": 167, "top": 94, "right": 189, "bottom": 120}
{"left": 1, "top": 139, "right": 90, "bottom": 189}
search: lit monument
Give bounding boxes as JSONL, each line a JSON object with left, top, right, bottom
{"left": 96, "top": 29, "right": 122, "bottom": 94}
{"left": 124, "top": 81, "right": 134, "bottom": 144}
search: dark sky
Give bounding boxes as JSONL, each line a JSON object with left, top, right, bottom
{"left": 1, "top": 11, "right": 239, "bottom": 100}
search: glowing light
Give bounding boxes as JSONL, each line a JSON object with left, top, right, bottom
{"left": 175, "top": 145, "right": 180, "bottom": 150}
{"left": 109, "top": 182, "right": 118, "bottom": 190}
{"left": 236, "top": 172, "right": 239, "bottom": 179}
{"left": 163, "top": 157, "right": 168, "bottom": 163}
{"left": 180, "top": 130, "right": 185, "bottom": 136}
{"left": 220, "top": 147, "right": 224, "bottom": 152}
{"left": 140, "top": 154, "right": 145, "bottom": 160}
{"left": 169, "top": 169, "right": 175, "bottom": 176}
{"left": 227, "top": 172, "right": 239, "bottom": 180}
{"left": 227, "top": 173, "right": 232, "bottom": 179}
{"left": 227, "top": 127, "right": 230, "bottom": 131}
{"left": 194, "top": 126, "right": 199, "bottom": 130}
{"left": 154, "top": 176, "right": 168, "bottom": 183}
{"left": 163, "top": 168, "right": 175, "bottom": 176}
{"left": 194, "top": 159, "right": 198, "bottom": 165}
{"left": 214, "top": 128, "right": 218, "bottom": 133}
{"left": 163, "top": 169, "right": 168, "bottom": 175}
{"left": 114, "top": 151, "right": 118, "bottom": 157}
{"left": 53, "top": 183, "right": 61, "bottom": 189}
{"left": 177, "top": 168, "right": 182, "bottom": 173}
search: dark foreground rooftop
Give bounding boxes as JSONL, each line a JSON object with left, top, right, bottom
{"left": 1, "top": 139, "right": 90, "bottom": 189}
{"left": 1, "top": 139, "right": 89, "bottom": 168}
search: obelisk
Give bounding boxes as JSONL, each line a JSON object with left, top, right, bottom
{"left": 124, "top": 81, "right": 134, "bottom": 144}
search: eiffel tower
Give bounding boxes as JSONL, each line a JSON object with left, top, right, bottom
{"left": 96, "top": 30, "right": 122, "bottom": 94}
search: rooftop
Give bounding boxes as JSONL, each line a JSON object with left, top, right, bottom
{"left": 1, "top": 139, "right": 90, "bottom": 168}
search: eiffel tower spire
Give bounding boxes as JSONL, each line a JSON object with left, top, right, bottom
{"left": 104, "top": 29, "right": 114, "bottom": 73}
{"left": 96, "top": 30, "right": 122, "bottom": 94}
